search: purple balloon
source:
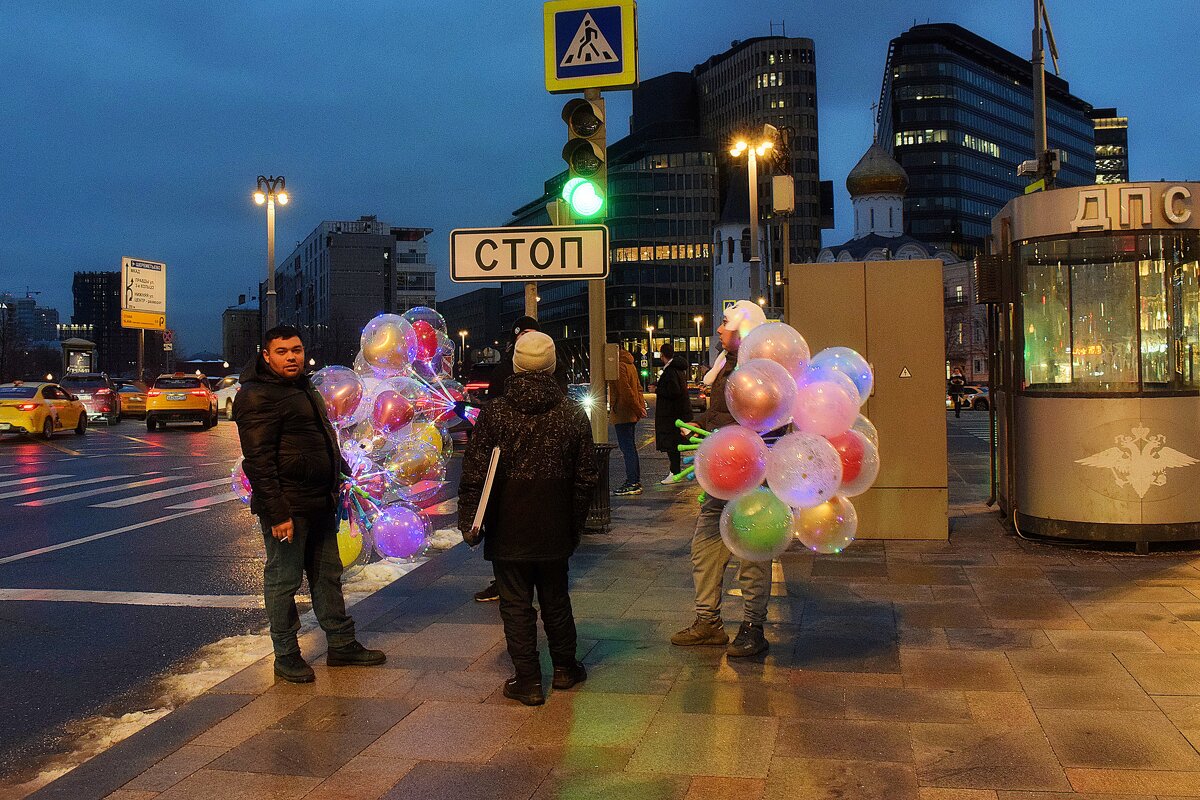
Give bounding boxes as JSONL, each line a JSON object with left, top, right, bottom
{"left": 372, "top": 505, "right": 430, "bottom": 559}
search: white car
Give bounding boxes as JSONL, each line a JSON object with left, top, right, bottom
{"left": 213, "top": 374, "right": 240, "bottom": 417}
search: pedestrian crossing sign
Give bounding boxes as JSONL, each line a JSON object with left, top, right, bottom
{"left": 544, "top": 0, "right": 638, "bottom": 93}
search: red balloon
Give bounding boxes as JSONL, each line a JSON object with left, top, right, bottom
{"left": 372, "top": 390, "right": 415, "bottom": 434}
{"left": 826, "top": 430, "right": 866, "bottom": 484}
{"left": 412, "top": 320, "right": 439, "bottom": 361}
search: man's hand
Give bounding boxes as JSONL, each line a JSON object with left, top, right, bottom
{"left": 271, "top": 519, "right": 294, "bottom": 543}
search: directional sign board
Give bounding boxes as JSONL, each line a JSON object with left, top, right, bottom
{"left": 544, "top": 0, "right": 637, "bottom": 93}
{"left": 450, "top": 225, "right": 609, "bottom": 283}
{"left": 121, "top": 257, "right": 166, "bottom": 333}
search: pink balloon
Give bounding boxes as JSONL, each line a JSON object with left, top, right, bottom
{"left": 792, "top": 380, "right": 858, "bottom": 437}
{"left": 725, "top": 358, "right": 797, "bottom": 433}
{"left": 739, "top": 322, "right": 811, "bottom": 381}
{"left": 371, "top": 390, "right": 415, "bottom": 435}
{"left": 311, "top": 366, "right": 364, "bottom": 428}
{"left": 694, "top": 425, "right": 769, "bottom": 500}
{"left": 372, "top": 504, "right": 430, "bottom": 559}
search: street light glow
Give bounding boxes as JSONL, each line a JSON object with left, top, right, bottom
{"left": 253, "top": 191, "right": 266, "bottom": 205}
{"left": 276, "top": 191, "right": 289, "bottom": 205}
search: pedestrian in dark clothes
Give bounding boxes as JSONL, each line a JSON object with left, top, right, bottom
{"left": 458, "top": 331, "right": 599, "bottom": 706}
{"left": 654, "top": 342, "right": 692, "bottom": 483}
{"left": 609, "top": 346, "right": 647, "bottom": 495}
{"left": 949, "top": 369, "right": 966, "bottom": 418}
{"left": 233, "top": 325, "right": 386, "bottom": 683}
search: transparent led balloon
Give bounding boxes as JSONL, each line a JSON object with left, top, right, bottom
{"left": 792, "top": 495, "right": 858, "bottom": 554}
{"left": 824, "top": 429, "right": 880, "bottom": 497}
{"left": 792, "top": 379, "right": 858, "bottom": 438}
{"left": 372, "top": 503, "right": 431, "bottom": 560}
{"left": 310, "top": 366, "right": 364, "bottom": 428}
{"left": 810, "top": 347, "right": 873, "bottom": 403}
{"left": 360, "top": 314, "right": 417, "bottom": 374}
{"left": 719, "top": 487, "right": 795, "bottom": 562}
{"left": 724, "top": 358, "right": 797, "bottom": 433}
{"left": 693, "top": 425, "right": 769, "bottom": 500}
{"left": 738, "top": 322, "right": 811, "bottom": 381}
{"left": 765, "top": 431, "right": 844, "bottom": 509}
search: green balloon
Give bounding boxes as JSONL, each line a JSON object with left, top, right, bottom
{"left": 723, "top": 487, "right": 793, "bottom": 559}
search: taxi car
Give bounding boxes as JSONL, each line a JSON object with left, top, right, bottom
{"left": 0, "top": 382, "right": 88, "bottom": 438}
{"left": 117, "top": 380, "right": 149, "bottom": 418}
{"left": 146, "top": 374, "right": 219, "bottom": 431}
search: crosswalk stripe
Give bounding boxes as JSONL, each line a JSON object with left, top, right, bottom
{"left": 0, "top": 474, "right": 135, "bottom": 501}
{"left": 165, "top": 491, "right": 239, "bottom": 510}
{"left": 19, "top": 475, "right": 188, "bottom": 507}
{"left": 0, "top": 509, "right": 206, "bottom": 564}
{"left": 0, "top": 474, "right": 73, "bottom": 489}
{"left": 90, "top": 477, "right": 229, "bottom": 508}
{"left": 0, "top": 588, "right": 265, "bottom": 608}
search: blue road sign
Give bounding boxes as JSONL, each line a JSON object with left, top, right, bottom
{"left": 544, "top": 0, "right": 637, "bottom": 93}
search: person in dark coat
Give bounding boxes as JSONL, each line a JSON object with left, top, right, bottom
{"left": 654, "top": 342, "right": 693, "bottom": 483}
{"left": 948, "top": 368, "right": 966, "bottom": 418}
{"left": 232, "top": 325, "right": 385, "bottom": 683}
{"left": 458, "top": 331, "right": 599, "bottom": 706}
{"left": 487, "top": 315, "right": 569, "bottom": 401}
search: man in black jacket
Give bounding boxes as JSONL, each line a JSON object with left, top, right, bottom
{"left": 458, "top": 331, "right": 598, "bottom": 706}
{"left": 654, "top": 342, "right": 693, "bottom": 482}
{"left": 233, "top": 326, "right": 385, "bottom": 683}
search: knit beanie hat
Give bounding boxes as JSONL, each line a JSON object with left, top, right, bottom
{"left": 513, "top": 331, "right": 556, "bottom": 373}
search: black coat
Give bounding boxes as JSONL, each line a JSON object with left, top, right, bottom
{"left": 654, "top": 355, "right": 692, "bottom": 451}
{"left": 459, "top": 371, "right": 598, "bottom": 561}
{"left": 231, "top": 355, "right": 347, "bottom": 526}
{"left": 487, "top": 349, "right": 569, "bottom": 401}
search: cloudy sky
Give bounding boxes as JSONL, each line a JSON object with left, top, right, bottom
{"left": 2, "top": 1, "right": 1196, "bottom": 354}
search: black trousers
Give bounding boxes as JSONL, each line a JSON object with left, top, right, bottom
{"left": 667, "top": 447, "right": 682, "bottom": 474}
{"left": 492, "top": 559, "right": 577, "bottom": 679}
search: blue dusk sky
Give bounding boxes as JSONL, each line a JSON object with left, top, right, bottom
{"left": 2, "top": 1, "right": 1196, "bottom": 354}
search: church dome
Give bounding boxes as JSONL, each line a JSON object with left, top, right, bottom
{"left": 846, "top": 142, "right": 909, "bottom": 196}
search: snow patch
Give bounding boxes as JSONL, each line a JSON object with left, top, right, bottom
{"left": 426, "top": 527, "right": 462, "bottom": 551}
{"left": 342, "top": 558, "right": 427, "bottom": 594}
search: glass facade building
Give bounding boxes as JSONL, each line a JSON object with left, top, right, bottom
{"left": 1088, "top": 107, "right": 1130, "bottom": 184}
{"left": 878, "top": 24, "right": 1097, "bottom": 258}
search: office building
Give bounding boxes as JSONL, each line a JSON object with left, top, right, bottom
{"left": 273, "top": 217, "right": 436, "bottom": 366}
{"left": 877, "top": 23, "right": 1098, "bottom": 258}
{"left": 70, "top": 271, "right": 165, "bottom": 378}
{"left": 0, "top": 291, "right": 60, "bottom": 343}
{"left": 1088, "top": 107, "right": 1129, "bottom": 184}
{"left": 222, "top": 295, "right": 260, "bottom": 371}
{"left": 436, "top": 287, "right": 503, "bottom": 365}
{"left": 694, "top": 36, "right": 824, "bottom": 266}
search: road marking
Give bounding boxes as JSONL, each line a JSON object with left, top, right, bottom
{"left": 0, "top": 509, "right": 206, "bottom": 565}
{"left": 90, "top": 477, "right": 229, "bottom": 508}
{"left": 91, "top": 428, "right": 165, "bottom": 448}
{"left": 165, "top": 491, "right": 239, "bottom": 510}
{"left": 29, "top": 437, "right": 83, "bottom": 456}
{"left": 0, "top": 474, "right": 73, "bottom": 489}
{"left": 0, "top": 474, "right": 135, "bottom": 501}
{"left": 0, "top": 588, "right": 268, "bottom": 608}
{"left": 19, "top": 475, "right": 187, "bottom": 507}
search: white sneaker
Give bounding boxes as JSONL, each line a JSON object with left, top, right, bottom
{"left": 660, "top": 473, "right": 680, "bottom": 485}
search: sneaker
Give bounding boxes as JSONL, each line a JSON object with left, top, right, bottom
{"left": 670, "top": 617, "right": 729, "bottom": 647}
{"left": 474, "top": 581, "right": 500, "bottom": 602}
{"left": 326, "top": 640, "right": 387, "bottom": 667}
{"left": 660, "top": 473, "right": 678, "bottom": 485}
{"left": 273, "top": 652, "right": 315, "bottom": 683}
{"left": 614, "top": 482, "right": 643, "bottom": 496}
{"left": 726, "top": 622, "right": 769, "bottom": 659}
{"left": 552, "top": 661, "right": 588, "bottom": 691}
{"left": 503, "top": 675, "right": 545, "bottom": 706}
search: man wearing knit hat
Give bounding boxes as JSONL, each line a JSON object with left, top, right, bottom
{"left": 671, "top": 299, "right": 773, "bottom": 658}
{"left": 459, "top": 331, "right": 598, "bottom": 706}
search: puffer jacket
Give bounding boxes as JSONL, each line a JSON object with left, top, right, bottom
{"left": 608, "top": 349, "right": 647, "bottom": 424}
{"left": 655, "top": 355, "right": 692, "bottom": 451}
{"left": 458, "top": 371, "right": 599, "bottom": 561}
{"left": 696, "top": 349, "right": 738, "bottom": 432}
{"left": 231, "top": 355, "right": 347, "bottom": 526}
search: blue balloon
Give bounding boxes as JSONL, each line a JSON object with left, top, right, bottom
{"left": 809, "top": 347, "right": 873, "bottom": 402}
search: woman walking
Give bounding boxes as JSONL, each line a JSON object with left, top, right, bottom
{"left": 654, "top": 342, "right": 692, "bottom": 484}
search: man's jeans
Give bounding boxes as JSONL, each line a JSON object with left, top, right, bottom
{"left": 260, "top": 512, "right": 356, "bottom": 657}
{"left": 614, "top": 421, "right": 640, "bottom": 485}
{"left": 690, "top": 495, "right": 770, "bottom": 625}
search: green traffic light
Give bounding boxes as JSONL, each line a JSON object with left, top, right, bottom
{"left": 640, "top": 369, "right": 649, "bottom": 377}
{"left": 562, "top": 177, "right": 604, "bottom": 217}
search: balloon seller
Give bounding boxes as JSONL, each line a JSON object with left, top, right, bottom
{"left": 671, "top": 300, "right": 774, "bottom": 658}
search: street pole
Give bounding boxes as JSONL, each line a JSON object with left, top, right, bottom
{"left": 746, "top": 146, "right": 761, "bottom": 301}
{"left": 138, "top": 329, "right": 145, "bottom": 381}
{"left": 265, "top": 195, "right": 277, "bottom": 329}
{"left": 585, "top": 86, "right": 608, "bottom": 445}
{"left": 524, "top": 282, "right": 538, "bottom": 318}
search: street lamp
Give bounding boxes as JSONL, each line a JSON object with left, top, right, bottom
{"left": 693, "top": 315, "right": 704, "bottom": 363}
{"left": 729, "top": 127, "right": 777, "bottom": 301}
{"left": 253, "top": 175, "right": 289, "bottom": 330}
{"left": 458, "top": 329, "right": 468, "bottom": 374}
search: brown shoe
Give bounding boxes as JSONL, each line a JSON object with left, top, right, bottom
{"left": 670, "top": 617, "right": 729, "bottom": 647}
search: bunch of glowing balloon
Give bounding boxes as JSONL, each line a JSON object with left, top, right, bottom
{"left": 231, "top": 458, "right": 252, "bottom": 504}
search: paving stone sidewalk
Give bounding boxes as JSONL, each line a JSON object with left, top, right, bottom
{"left": 29, "top": 417, "right": 1200, "bottom": 800}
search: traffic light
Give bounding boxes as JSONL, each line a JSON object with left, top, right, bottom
{"left": 561, "top": 97, "right": 606, "bottom": 219}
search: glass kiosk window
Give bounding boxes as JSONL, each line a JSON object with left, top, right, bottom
{"left": 1019, "top": 232, "right": 1200, "bottom": 393}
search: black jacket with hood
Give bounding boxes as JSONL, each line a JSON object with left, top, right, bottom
{"left": 459, "top": 371, "right": 598, "bottom": 561}
{"left": 231, "top": 355, "right": 347, "bottom": 527}
{"left": 654, "top": 354, "right": 692, "bottom": 451}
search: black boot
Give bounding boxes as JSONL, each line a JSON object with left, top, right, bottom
{"left": 274, "top": 652, "right": 315, "bottom": 683}
{"left": 503, "top": 674, "right": 545, "bottom": 706}
{"left": 726, "top": 622, "right": 769, "bottom": 659}
{"left": 326, "top": 640, "right": 387, "bottom": 667}
{"left": 552, "top": 661, "right": 588, "bottom": 691}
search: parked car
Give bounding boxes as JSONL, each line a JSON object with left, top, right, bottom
{"left": 463, "top": 362, "right": 499, "bottom": 403}
{"left": 59, "top": 372, "right": 121, "bottom": 424}
{"left": 146, "top": 374, "right": 219, "bottom": 430}
{"left": 687, "top": 382, "right": 708, "bottom": 413}
{"left": 0, "top": 382, "right": 88, "bottom": 438}
{"left": 116, "top": 381, "right": 148, "bottom": 419}
{"left": 946, "top": 384, "right": 990, "bottom": 411}
{"left": 213, "top": 374, "right": 241, "bottom": 417}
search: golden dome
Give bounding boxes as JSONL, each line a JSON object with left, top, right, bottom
{"left": 846, "top": 142, "right": 909, "bottom": 196}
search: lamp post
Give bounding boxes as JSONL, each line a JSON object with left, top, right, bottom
{"left": 693, "top": 315, "right": 704, "bottom": 366}
{"left": 729, "top": 129, "right": 776, "bottom": 303}
{"left": 253, "top": 175, "right": 289, "bottom": 330}
{"left": 458, "top": 329, "right": 468, "bottom": 375}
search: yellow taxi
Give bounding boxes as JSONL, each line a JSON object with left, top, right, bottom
{"left": 146, "top": 374, "right": 220, "bottom": 431}
{"left": 117, "top": 380, "right": 149, "bottom": 418}
{"left": 0, "top": 382, "right": 88, "bottom": 439}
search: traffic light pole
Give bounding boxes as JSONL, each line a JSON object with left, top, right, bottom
{"left": 584, "top": 87, "right": 608, "bottom": 446}
{"left": 524, "top": 282, "right": 538, "bottom": 318}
